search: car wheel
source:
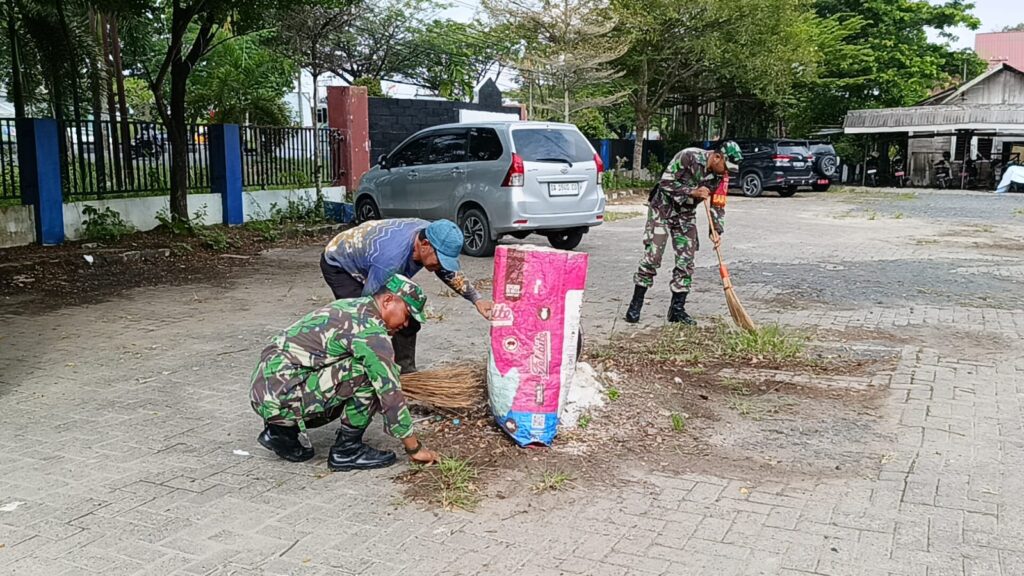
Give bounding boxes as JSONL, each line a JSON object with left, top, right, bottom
{"left": 811, "top": 184, "right": 831, "bottom": 192}
{"left": 459, "top": 207, "right": 496, "bottom": 257}
{"left": 778, "top": 188, "right": 797, "bottom": 198}
{"left": 816, "top": 155, "right": 838, "bottom": 178}
{"left": 741, "top": 173, "right": 763, "bottom": 198}
{"left": 355, "top": 196, "right": 380, "bottom": 223}
{"left": 547, "top": 229, "right": 584, "bottom": 251}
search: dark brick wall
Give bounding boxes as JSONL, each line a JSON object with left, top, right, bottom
{"left": 368, "top": 98, "right": 521, "bottom": 161}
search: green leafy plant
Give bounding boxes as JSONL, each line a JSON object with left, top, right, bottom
{"left": 80, "top": 205, "right": 136, "bottom": 242}
{"left": 606, "top": 387, "right": 621, "bottom": 401}
{"left": 671, "top": 413, "right": 686, "bottom": 432}
{"left": 531, "top": 471, "right": 574, "bottom": 493}
{"left": 578, "top": 414, "right": 592, "bottom": 429}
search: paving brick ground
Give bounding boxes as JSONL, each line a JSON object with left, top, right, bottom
{"left": 1, "top": 188, "right": 1023, "bottom": 575}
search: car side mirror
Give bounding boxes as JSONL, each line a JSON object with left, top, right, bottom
{"left": 378, "top": 154, "right": 389, "bottom": 169}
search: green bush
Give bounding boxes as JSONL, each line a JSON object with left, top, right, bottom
{"left": 81, "top": 204, "right": 136, "bottom": 242}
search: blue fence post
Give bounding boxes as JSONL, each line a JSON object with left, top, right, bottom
{"left": 599, "top": 139, "right": 612, "bottom": 172}
{"left": 16, "top": 118, "right": 64, "bottom": 245}
{"left": 209, "top": 124, "right": 243, "bottom": 226}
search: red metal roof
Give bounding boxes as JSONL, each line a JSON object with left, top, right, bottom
{"left": 976, "top": 31, "right": 1024, "bottom": 70}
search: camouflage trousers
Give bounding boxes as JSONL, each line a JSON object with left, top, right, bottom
{"left": 633, "top": 206, "right": 700, "bottom": 293}
{"left": 250, "top": 368, "right": 384, "bottom": 432}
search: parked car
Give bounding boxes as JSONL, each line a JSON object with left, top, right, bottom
{"left": 695, "top": 139, "right": 838, "bottom": 197}
{"left": 355, "top": 121, "right": 606, "bottom": 257}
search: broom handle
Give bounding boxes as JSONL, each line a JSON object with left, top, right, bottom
{"left": 704, "top": 200, "right": 732, "bottom": 289}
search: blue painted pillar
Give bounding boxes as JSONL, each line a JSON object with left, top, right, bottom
{"left": 16, "top": 118, "right": 64, "bottom": 245}
{"left": 599, "top": 139, "right": 611, "bottom": 172}
{"left": 209, "top": 124, "right": 243, "bottom": 225}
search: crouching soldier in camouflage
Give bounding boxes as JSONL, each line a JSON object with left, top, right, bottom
{"left": 250, "top": 274, "right": 440, "bottom": 471}
{"left": 624, "top": 141, "right": 742, "bottom": 325}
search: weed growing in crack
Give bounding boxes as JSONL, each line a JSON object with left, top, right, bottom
{"left": 532, "top": 471, "right": 574, "bottom": 493}
{"left": 671, "top": 413, "right": 686, "bottom": 432}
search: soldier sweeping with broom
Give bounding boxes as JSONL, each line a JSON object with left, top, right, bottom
{"left": 250, "top": 274, "right": 441, "bottom": 471}
{"left": 625, "top": 141, "right": 745, "bottom": 326}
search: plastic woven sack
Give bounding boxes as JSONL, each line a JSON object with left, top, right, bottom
{"left": 487, "top": 245, "right": 588, "bottom": 446}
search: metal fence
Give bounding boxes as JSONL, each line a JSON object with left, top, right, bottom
{"left": 60, "top": 119, "right": 211, "bottom": 200}
{"left": 1, "top": 118, "right": 18, "bottom": 202}
{"left": 240, "top": 126, "right": 344, "bottom": 190}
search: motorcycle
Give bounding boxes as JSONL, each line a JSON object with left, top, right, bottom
{"left": 934, "top": 159, "right": 953, "bottom": 189}
{"left": 892, "top": 155, "right": 907, "bottom": 188}
{"left": 865, "top": 154, "right": 879, "bottom": 187}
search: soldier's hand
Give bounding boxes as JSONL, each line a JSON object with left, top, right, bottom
{"left": 692, "top": 186, "right": 711, "bottom": 201}
{"left": 475, "top": 299, "right": 494, "bottom": 320}
{"left": 410, "top": 447, "right": 441, "bottom": 465}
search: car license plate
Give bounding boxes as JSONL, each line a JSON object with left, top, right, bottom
{"left": 817, "top": 179, "right": 829, "bottom": 185}
{"left": 548, "top": 182, "right": 579, "bottom": 196}
{"left": 793, "top": 162, "right": 805, "bottom": 168}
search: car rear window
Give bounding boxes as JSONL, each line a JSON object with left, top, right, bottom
{"left": 511, "top": 128, "right": 594, "bottom": 163}
{"left": 777, "top": 144, "right": 809, "bottom": 157}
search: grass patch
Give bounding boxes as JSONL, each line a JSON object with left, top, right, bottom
{"left": 578, "top": 414, "right": 592, "bottom": 429}
{"left": 1013, "top": 208, "right": 1024, "bottom": 217}
{"left": 606, "top": 386, "right": 621, "bottom": 401}
{"left": 866, "top": 210, "right": 879, "bottom": 220}
{"left": 531, "top": 471, "right": 574, "bottom": 493}
{"left": 892, "top": 212, "right": 904, "bottom": 220}
{"left": 410, "top": 457, "right": 480, "bottom": 511}
{"left": 670, "top": 413, "right": 686, "bottom": 432}
{"left": 603, "top": 211, "right": 643, "bottom": 223}
{"left": 593, "top": 320, "right": 809, "bottom": 371}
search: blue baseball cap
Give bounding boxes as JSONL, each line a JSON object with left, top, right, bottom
{"left": 424, "top": 220, "right": 464, "bottom": 272}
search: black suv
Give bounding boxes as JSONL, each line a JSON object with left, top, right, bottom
{"left": 695, "top": 139, "right": 839, "bottom": 197}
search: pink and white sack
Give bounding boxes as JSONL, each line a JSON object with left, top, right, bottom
{"left": 487, "top": 245, "right": 588, "bottom": 446}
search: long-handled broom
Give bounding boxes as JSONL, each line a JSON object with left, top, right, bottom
{"left": 704, "top": 200, "right": 757, "bottom": 332}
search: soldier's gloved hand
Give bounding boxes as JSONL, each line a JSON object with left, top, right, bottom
{"left": 691, "top": 186, "right": 711, "bottom": 201}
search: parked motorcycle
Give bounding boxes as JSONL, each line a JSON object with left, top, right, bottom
{"left": 892, "top": 155, "right": 907, "bottom": 188}
{"left": 934, "top": 159, "right": 953, "bottom": 189}
{"left": 865, "top": 153, "right": 879, "bottom": 187}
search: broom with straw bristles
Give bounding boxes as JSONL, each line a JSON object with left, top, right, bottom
{"left": 400, "top": 362, "right": 486, "bottom": 409}
{"left": 704, "top": 200, "right": 757, "bottom": 332}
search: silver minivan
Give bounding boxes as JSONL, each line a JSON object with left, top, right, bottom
{"left": 354, "top": 121, "right": 606, "bottom": 256}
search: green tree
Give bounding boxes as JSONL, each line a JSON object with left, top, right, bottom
{"left": 571, "top": 107, "right": 611, "bottom": 139}
{"left": 188, "top": 31, "right": 296, "bottom": 126}
{"left": 404, "top": 19, "right": 517, "bottom": 101}
{"left": 328, "top": 0, "right": 437, "bottom": 84}
{"left": 1002, "top": 22, "right": 1024, "bottom": 32}
{"left": 353, "top": 76, "right": 384, "bottom": 97}
{"left": 485, "top": 0, "right": 627, "bottom": 122}
{"left": 793, "top": 0, "right": 984, "bottom": 136}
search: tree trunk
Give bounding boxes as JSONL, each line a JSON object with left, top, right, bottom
{"left": 89, "top": 9, "right": 106, "bottom": 194}
{"left": 168, "top": 59, "right": 190, "bottom": 221}
{"left": 6, "top": 0, "right": 24, "bottom": 117}
{"left": 101, "top": 14, "right": 122, "bottom": 190}
{"left": 110, "top": 15, "right": 133, "bottom": 185}
{"left": 633, "top": 115, "right": 648, "bottom": 180}
{"left": 311, "top": 70, "right": 323, "bottom": 215}
{"left": 563, "top": 85, "right": 569, "bottom": 124}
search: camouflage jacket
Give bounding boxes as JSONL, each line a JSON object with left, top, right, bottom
{"left": 651, "top": 148, "right": 725, "bottom": 232}
{"left": 250, "top": 297, "right": 413, "bottom": 438}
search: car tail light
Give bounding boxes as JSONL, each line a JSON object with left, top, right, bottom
{"left": 502, "top": 153, "right": 525, "bottom": 187}
{"left": 594, "top": 153, "right": 604, "bottom": 175}
{"left": 772, "top": 155, "right": 792, "bottom": 165}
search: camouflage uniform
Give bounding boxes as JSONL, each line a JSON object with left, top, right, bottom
{"left": 249, "top": 296, "right": 415, "bottom": 438}
{"left": 633, "top": 148, "right": 725, "bottom": 294}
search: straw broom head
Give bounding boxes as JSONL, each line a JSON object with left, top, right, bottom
{"left": 400, "top": 362, "right": 486, "bottom": 409}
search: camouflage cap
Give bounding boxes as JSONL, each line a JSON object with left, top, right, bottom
{"left": 385, "top": 274, "right": 428, "bottom": 324}
{"left": 718, "top": 141, "right": 743, "bottom": 171}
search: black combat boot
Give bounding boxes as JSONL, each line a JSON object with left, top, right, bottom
{"left": 392, "top": 332, "right": 418, "bottom": 374}
{"left": 667, "top": 291, "right": 696, "bottom": 325}
{"left": 624, "top": 285, "right": 647, "bottom": 324}
{"left": 257, "top": 424, "right": 315, "bottom": 463}
{"left": 328, "top": 423, "right": 397, "bottom": 471}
